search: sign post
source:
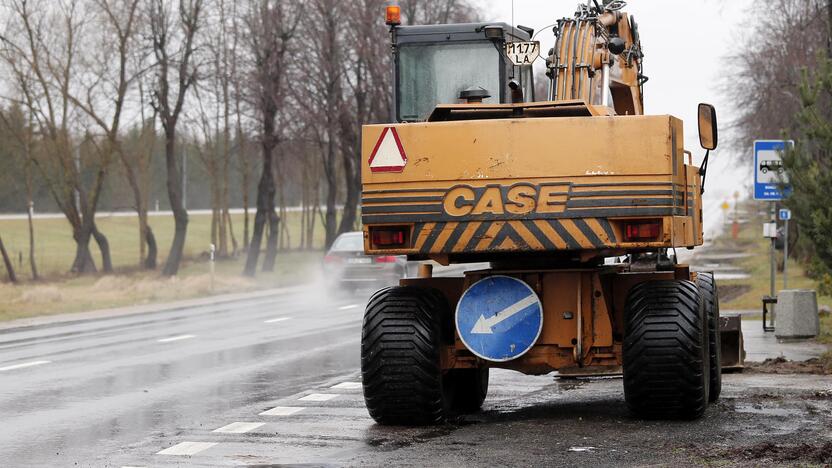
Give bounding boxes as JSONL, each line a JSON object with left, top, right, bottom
{"left": 779, "top": 208, "right": 791, "bottom": 289}
{"left": 754, "top": 139, "right": 793, "bottom": 299}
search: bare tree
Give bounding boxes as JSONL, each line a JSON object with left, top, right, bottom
{"left": 400, "top": 0, "right": 478, "bottom": 25}
{"left": 192, "top": 0, "right": 240, "bottom": 258}
{"left": 337, "top": 0, "right": 394, "bottom": 236}
{"left": 302, "top": 0, "right": 345, "bottom": 248}
{"left": 148, "top": 0, "right": 204, "bottom": 276}
{"left": 67, "top": 0, "right": 146, "bottom": 270}
{"left": 724, "top": 0, "right": 829, "bottom": 154}
{"left": 0, "top": 101, "right": 40, "bottom": 279}
{"left": 0, "top": 0, "right": 114, "bottom": 274}
{"left": 242, "top": 0, "right": 301, "bottom": 275}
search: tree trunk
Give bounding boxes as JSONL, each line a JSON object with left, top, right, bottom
{"left": 263, "top": 209, "right": 280, "bottom": 271}
{"left": 338, "top": 153, "right": 361, "bottom": 235}
{"left": 26, "top": 203, "right": 38, "bottom": 281}
{"left": 244, "top": 139, "right": 276, "bottom": 276}
{"left": 25, "top": 158, "right": 39, "bottom": 280}
{"left": 323, "top": 133, "right": 338, "bottom": 248}
{"left": 92, "top": 224, "right": 113, "bottom": 273}
{"left": 224, "top": 209, "right": 238, "bottom": 255}
{"left": 0, "top": 234, "right": 17, "bottom": 283}
{"left": 138, "top": 212, "right": 157, "bottom": 269}
{"left": 71, "top": 226, "right": 97, "bottom": 274}
{"left": 162, "top": 134, "right": 189, "bottom": 276}
{"left": 144, "top": 224, "right": 158, "bottom": 269}
{"left": 0, "top": 237, "right": 17, "bottom": 283}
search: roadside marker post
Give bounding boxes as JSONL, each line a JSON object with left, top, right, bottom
{"left": 210, "top": 243, "right": 216, "bottom": 291}
{"left": 779, "top": 209, "right": 791, "bottom": 290}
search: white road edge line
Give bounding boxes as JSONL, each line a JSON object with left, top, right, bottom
{"left": 330, "top": 381, "right": 362, "bottom": 390}
{"left": 260, "top": 406, "right": 306, "bottom": 416}
{"left": 156, "top": 441, "right": 217, "bottom": 456}
{"left": 212, "top": 422, "right": 265, "bottom": 434}
{"left": 264, "top": 317, "right": 292, "bottom": 324}
{"left": 0, "top": 360, "right": 51, "bottom": 372}
{"left": 338, "top": 304, "right": 359, "bottom": 310}
{"left": 299, "top": 393, "right": 339, "bottom": 402}
{"left": 157, "top": 334, "right": 195, "bottom": 343}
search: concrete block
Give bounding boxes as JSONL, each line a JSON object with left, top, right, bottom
{"left": 774, "top": 289, "right": 819, "bottom": 339}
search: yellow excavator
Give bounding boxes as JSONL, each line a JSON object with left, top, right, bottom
{"left": 360, "top": 1, "right": 739, "bottom": 425}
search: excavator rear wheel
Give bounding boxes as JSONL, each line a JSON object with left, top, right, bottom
{"left": 623, "top": 280, "right": 710, "bottom": 419}
{"left": 697, "top": 272, "right": 722, "bottom": 402}
{"left": 361, "top": 286, "right": 449, "bottom": 425}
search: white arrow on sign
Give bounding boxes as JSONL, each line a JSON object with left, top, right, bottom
{"left": 471, "top": 294, "right": 539, "bottom": 334}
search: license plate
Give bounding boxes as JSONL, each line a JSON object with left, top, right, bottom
{"left": 346, "top": 257, "right": 371, "bottom": 264}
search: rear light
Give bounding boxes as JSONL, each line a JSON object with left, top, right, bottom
{"left": 623, "top": 221, "right": 662, "bottom": 242}
{"left": 374, "top": 255, "right": 397, "bottom": 263}
{"left": 323, "top": 255, "right": 342, "bottom": 264}
{"left": 370, "top": 227, "right": 408, "bottom": 248}
{"left": 385, "top": 5, "right": 401, "bottom": 25}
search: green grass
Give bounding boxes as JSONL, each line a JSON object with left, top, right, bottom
{"left": 0, "top": 210, "right": 329, "bottom": 278}
{"left": 0, "top": 250, "right": 324, "bottom": 322}
{"left": 0, "top": 210, "right": 337, "bottom": 322}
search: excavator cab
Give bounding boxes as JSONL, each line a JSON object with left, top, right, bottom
{"left": 390, "top": 22, "right": 535, "bottom": 122}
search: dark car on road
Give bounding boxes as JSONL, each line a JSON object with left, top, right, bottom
{"left": 323, "top": 231, "right": 407, "bottom": 292}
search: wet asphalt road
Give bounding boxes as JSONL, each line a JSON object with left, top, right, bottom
{"left": 1, "top": 283, "right": 831, "bottom": 467}
{"left": 0, "top": 285, "right": 364, "bottom": 466}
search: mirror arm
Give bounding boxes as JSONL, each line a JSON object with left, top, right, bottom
{"left": 698, "top": 149, "right": 710, "bottom": 194}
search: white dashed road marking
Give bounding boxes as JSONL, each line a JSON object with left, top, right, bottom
{"left": 157, "top": 441, "right": 217, "bottom": 456}
{"left": 212, "top": 422, "right": 265, "bottom": 434}
{"left": 264, "top": 317, "right": 292, "bottom": 324}
{"left": 157, "top": 334, "right": 195, "bottom": 343}
{"left": 260, "top": 406, "right": 306, "bottom": 416}
{"left": 0, "top": 360, "right": 51, "bottom": 371}
{"left": 299, "top": 393, "right": 339, "bottom": 402}
{"left": 338, "top": 304, "right": 359, "bottom": 310}
{"left": 331, "top": 381, "right": 362, "bottom": 390}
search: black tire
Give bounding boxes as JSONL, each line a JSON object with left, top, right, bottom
{"left": 697, "top": 272, "right": 722, "bottom": 402}
{"left": 361, "top": 286, "right": 449, "bottom": 425}
{"left": 623, "top": 280, "right": 710, "bottom": 419}
{"left": 446, "top": 367, "right": 489, "bottom": 413}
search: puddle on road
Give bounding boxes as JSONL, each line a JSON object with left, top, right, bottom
{"left": 733, "top": 404, "right": 804, "bottom": 417}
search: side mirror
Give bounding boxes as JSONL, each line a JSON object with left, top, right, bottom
{"left": 697, "top": 103, "right": 718, "bottom": 150}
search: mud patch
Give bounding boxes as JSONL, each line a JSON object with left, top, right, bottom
{"left": 715, "top": 442, "right": 832, "bottom": 465}
{"left": 717, "top": 283, "right": 751, "bottom": 303}
{"left": 746, "top": 356, "right": 831, "bottom": 375}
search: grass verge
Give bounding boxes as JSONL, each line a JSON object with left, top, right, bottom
{"left": 0, "top": 211, "right": 328, "bottom": 278}
{"left": 0, "top": 250, "right": 324, "bottom": 323}
{"left": 714, "top": 201, "right": 832, "bottom": 310}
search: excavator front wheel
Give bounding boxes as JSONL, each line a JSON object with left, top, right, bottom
{"left": 623, "top": 280, "right": 710, "bottom": 419}
{"left": 361, "top": 286, "right": 450, "bottom": 425}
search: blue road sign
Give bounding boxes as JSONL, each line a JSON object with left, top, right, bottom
{"left": 754, "top": 140, "right": 793, "bottom": 201}
{"left": 455, "top": 275, "right": 543, "bottom": 362}
{"left": 779, "top": 208, "right": 791, "bottom": 221}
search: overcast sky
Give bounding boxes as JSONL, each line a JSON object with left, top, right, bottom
{"left": 479, "top": 0, "right": 754, "bottom": 235}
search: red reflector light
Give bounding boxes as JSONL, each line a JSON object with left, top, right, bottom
{"left": 624, "top": 221, "right": 661, "bottom": 241}
{"left": 323, "top": 255, "right": 341, "bottom": 263}
{"left": 385, "top": 5, "right": 401, "bottom": 25}
{"left": 371, "top": 228, "right": 407, "bottom": 247}
{"left": 374, "top": 255, "right": 397, "bottom": 263}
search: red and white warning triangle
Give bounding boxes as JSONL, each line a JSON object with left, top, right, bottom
{"left": 368, "top": 127, "right": 407, "bottom": 173}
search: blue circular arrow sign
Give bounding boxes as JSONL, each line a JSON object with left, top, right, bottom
{"left": 455, "top": 275, "right": 543, "bottom": 362}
